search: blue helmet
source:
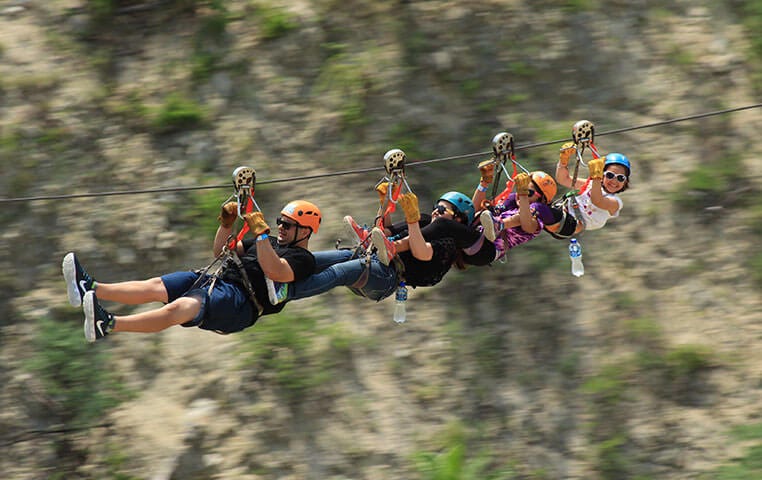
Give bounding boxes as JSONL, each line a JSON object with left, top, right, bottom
{"left": 437, "top": 191, "right": 475, "bottom": 224}
{"left": 604, "top": 153, "right": 631, "bottom": 175}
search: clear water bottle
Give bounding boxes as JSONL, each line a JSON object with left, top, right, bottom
{"left": 569, "top": 238, "right": 584, "bottom": 277}
{"left": 393, "top": 281, "right": 408, "bottom": 323}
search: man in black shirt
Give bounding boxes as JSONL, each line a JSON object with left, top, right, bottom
{"left": 284, "top": 192, "right": 467, "bottom": 302}
{"left": 63, "top": 200, "right": 320, "bottom": 342}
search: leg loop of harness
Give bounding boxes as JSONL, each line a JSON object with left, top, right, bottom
{"left": 349, "top": 255, "right": 372, "bottom": 289}
{"left": 545, "top": 196, "right": 584, "bottom": 240}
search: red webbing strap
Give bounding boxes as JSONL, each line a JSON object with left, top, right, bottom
{"left": 227, "top": 196, "right": 255, "bottom": 249}
{"left": 381, "top": 180, "right": 403, "bottom": 218}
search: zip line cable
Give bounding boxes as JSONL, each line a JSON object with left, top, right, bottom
{"left": 1, "top": 103, "right": 760, "bottom": 204}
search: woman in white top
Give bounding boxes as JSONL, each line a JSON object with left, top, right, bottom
{"left": 546, "top": 146, "right": 631, "bottom": 238}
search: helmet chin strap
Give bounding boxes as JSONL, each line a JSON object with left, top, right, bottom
{"left": 280, "top": 225, "right": 312, "bottom": 247}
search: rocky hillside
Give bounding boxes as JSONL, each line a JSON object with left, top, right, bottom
{"left": 2, "top": 1, "right": 762, "bottom": 479}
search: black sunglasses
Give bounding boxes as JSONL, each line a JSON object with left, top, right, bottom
{"left": 528, "top": 183, "right": 546, "bottom": 202}
{"left": 433, "top": 204, "right": 456, "bottom": 216}
{"left": 604, "top": 171, "right": 628, "bottom": 182}
{"left": 276, "top": 217, "right": 298, "bottom": 230}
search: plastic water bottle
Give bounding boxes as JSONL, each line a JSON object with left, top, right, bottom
{"left": 393, "top": 281, "right": 408, "bottom": 323}
{"left": 569, "top": 238, "right": 584, "bottom": 277}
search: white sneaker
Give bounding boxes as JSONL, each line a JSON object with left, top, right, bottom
{"left": 480, "top": 210, "right": 500, "bottom": 242}
{"left": 371, "top": 227, "right": 395, "bottom": 266}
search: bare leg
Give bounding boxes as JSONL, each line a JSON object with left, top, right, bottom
{"left": 112, "top": 296, "right": 201, "bottom": 333}
{"left": 96, "top": 277, "right": 169, "bottom": 304}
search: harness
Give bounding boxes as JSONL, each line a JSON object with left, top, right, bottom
{"left": 344, "top": 246, "right": 406, "bottom": 300}
{"left": 544, "top": 120, "right": 601, "bottom": 240}
{"left": 342, "top": 149, "right": 412, "bottom": 300}
{"left": 189, "top": 240, "right": 265, "bottom": 317}
{"left": 187, "top": 166, "right": 271, "bottom": 325}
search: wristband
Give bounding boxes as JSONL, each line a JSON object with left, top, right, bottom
{"left": 477, "top": 184, "right": 488, "bottom": 192}
{"left": 256, "top": 233, "right": 269, "bottom": 242}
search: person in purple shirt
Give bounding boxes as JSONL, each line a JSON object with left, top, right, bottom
{"left": 472, "top": 166, "right": 557, "bottom": 261}
{"left": 369, "top": 168, "right": 556, "bottom": 266}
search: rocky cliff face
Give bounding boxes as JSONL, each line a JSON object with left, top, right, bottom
{"left": 1, "top": 1, "right": 761, "bottom": 479}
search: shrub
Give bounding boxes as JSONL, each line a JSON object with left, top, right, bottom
{"left": 25, "top": 315, "right": 130, "bottom": 427}
{"left": 252, "top": 4, "right": 298, "bottom": 40}
{"left": 237, "top": 310, "right": 351, "bottom": 403}
{"left": 152, "top": 92, "right": 206, "bottom": 132}
{"left": 412, "top": 422, "right": 517, "bottom": 480}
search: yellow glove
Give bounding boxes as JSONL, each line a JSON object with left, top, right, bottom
{"left": 398, "top": 192, "right": 421, "bottom": 224}
{"left": 376, "top": 181, "right": 392, "bottom": 206}
{"left": 218, "top": 201, "right": 238, "bottom": 228}
{"left": 477, "top": 159, "right": 495, "bottom": 184}
{"left": 588, "top": 158, "right": 604, "bottom": 179}
{"left": 514, "top": 172, "right": 531, "bottom": 196}
{"left": 243, "top": 211, "right": 271, "bottom": 236}
{"left": 559, "top": 142, "right": 576, "bottom": 166}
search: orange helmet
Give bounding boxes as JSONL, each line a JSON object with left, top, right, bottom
{"left": 530, "top": 171, "right": 557, "bottom": 202}
{"left": 280, "top": 200, "right": 322, "bottom": 234}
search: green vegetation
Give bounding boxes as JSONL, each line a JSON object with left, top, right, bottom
{"left": 582, "top": 317, "right": 716, "bottom": 478}
{"left": 85, "top": 0, "right": 116, "bottom": 19}
{"left": 704, "top": 423, "right": 762, "bottom": 479}
{"left": 562, "top": 0, "right": 598, "bottom": 12}
{"left": 104, "top": 91, "right": 151, "bottom": 129}
{"left": 582, "top": 363, "right": 628, "bottom": 407}
{"left": 182, "top": 189, "right": 228, "bottom": 237}
{"left": 412, "top": 422, "right": 517, "bottom": 480}
{"left": 672, "top": 152, "right": 744, "bottom": 211}
{"left": 151, "top": 92, "right": 207, "bottom": 132}
{"left": 387, "top": 121, "right": 435, "bottom": 161}
{"left": 191, "top": 3, "right": 231, "bottom": 81}
{"left": 667, "top": 45, "right": 696, "bottom": 67}
{"left": 314, "top": 51, "right": 376, "bottom": 134}
{"left": 250, "top": 3, "right": 299, "bottom": 40}
{"left": 748, "top": 200, "right": 762, "bottom": 286}
{"left": 507, "top": 61, "right": 538, "bottom": 78}
{"left": 237, "top": 309, "right": 353, "bottom": 403}
{"left": 25, "top": 314, "right": 131, "bottom": 427}
{"left": 743, "top": 0, "right": 762, "bottom": 91}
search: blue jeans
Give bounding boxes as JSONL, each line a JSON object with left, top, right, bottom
{"left": 290, "top": 249, "right": 399, "bottom": 302}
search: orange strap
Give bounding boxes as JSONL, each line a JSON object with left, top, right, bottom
{"left": 227, "top": 196, "right": 255, "bottom": 249}
{"left": 383, "top": 181, "right": 403, "bottom": 217}
{"left": 375, "top": 179, "right": 403, "bottom": 228}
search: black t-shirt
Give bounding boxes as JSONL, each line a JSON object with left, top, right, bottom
{"left": 220, "top": 237, "right": 316, "bottom": 315}
{"left": 397, "top": 236, "right": 458, "bottom": 287}
{"left": 388, "top": 216, "right": 460, "bottom": 287}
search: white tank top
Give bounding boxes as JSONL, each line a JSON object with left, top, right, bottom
{"left": 566, "top": 188, "right": 622, "bottom": 231}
